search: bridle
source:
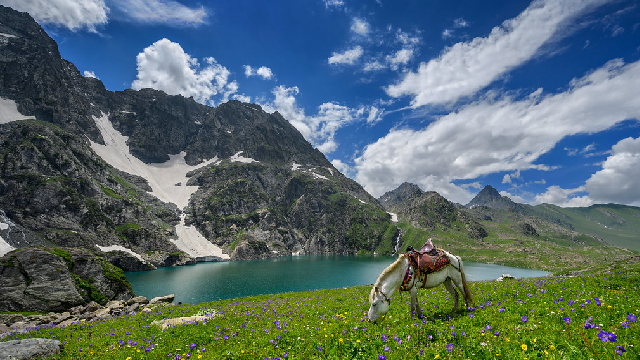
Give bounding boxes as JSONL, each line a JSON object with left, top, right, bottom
{"left": 375, "top": 286, "right": 392, "bottom": 305}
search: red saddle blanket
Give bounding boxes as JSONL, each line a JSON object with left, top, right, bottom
{"left": 406, "top": 249, "right": 450, "bottom": 274}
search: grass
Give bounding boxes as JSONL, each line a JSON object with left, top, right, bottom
{"left": 3, "top": 262, "right": 639, "bottom": 359}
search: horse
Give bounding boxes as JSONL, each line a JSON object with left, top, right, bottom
{"left": 367, "top": 249, "right": 473, "bottom": 323}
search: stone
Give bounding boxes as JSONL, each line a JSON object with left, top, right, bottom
{"left": 149, "top": 294, "right": 175, "bottom": 304}
{"left": 83, "top": 301, "right": 102, "bottom": 313}
{"left": 126, "top": 295, "right": 149, "bottom": 306}
{"left": 0, "top": 338, "right": 62, "bottom": 360}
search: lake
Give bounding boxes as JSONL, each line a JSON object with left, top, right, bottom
{"left": 125, "top": 255, "right": 550, "bottom": 304}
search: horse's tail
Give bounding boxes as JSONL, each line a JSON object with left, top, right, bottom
{"left": 456, "top": 256, "right": 473, "bottom": 307}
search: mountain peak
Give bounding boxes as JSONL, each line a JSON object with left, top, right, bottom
{"left": 466, "top": 185, "right": 518, "bottom": 210}
{"left": 378, "top": 182, "right": 423, "bottom": 210}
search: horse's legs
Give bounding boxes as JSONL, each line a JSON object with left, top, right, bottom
{"left": 409, "top": 288, "right": 422, "bottom": 318}
{"left": 444, "top": 278, "right": 459, "bottom": 311}
{"left": 449, "top": 273, "right": 469, "bottom": 308}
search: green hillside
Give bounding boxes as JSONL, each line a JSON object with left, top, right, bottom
{"left": 530, "top": 204, "right": 640, "bottom": 251}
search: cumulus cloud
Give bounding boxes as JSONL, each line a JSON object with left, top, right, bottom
{"left": 533, "top": 186, "right": 593, "bottom": 207}
{"left": 110, "top": 0, "right": 207, "bottom": 26}
{"left": 583, "top": 136, "right": 640, "bottom": 206}
{"left": 132, "top": 38, "right": 236, "bottom": 106}
{"left": 355, "top": 58, "right": 640, "bottom": 203}
{"left": 328, "top": 46, "right": 364, "bottom": 65}
{"left": 386, "top": 0, "right": 609, "bottom": 108}
{"left": 0, "top": 0, "right": 208, "bottom": 31}
{"left": 0, "top": 0, "right": 109, "bottom": 32}
{"left": 244, "top": 65, "right": 274, "bottom": 80}
{"left": 387, "top": 48, "right": 414, "bottom": 70}
{"left": 351, "top": 18, "right": 370, "bottom": 36}
{"left": 260, "top": 85, "right": 373, "bottom": 153}
{"left": 83, "top": 70, "right": 98, "bottom": 79}
{"left": 331, "top": 159, "right": 352, "bottom": 176}
{"left": 322, "top": 0, "right": 344, "bottom": 8}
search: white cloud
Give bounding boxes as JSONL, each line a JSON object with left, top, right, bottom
{"left": 131, "top": 38, "right": 236, "bottom": 106}
{"left": 331, "top": 159, "right": 352, "bottom": 176}
{"left": 533, "top": 186, "right": 593, "bottom": 207}
{"left": 387, "top": 48, "right": 414, "bottom": 70}
{"left": 351, "top": 18, "right": 370, "bottom": 36}
{"left": 244, "top": 65, "right": 274, "bottom": 80}
{"left": 386, "top": 0, "right": 609, "bottom": 108}
{"left": 363, "top": 60, "right": 386, "bottom": 72}
{"left": 0, "top": 0, "right": 108, "bottom": 32}
{"left": 110, "top": 0, "right": 207, "bottom": 27}
{"left": 454, "top": 18, "right": 469, "bottom": 28}
{"left": 261, "top": 85, "right": 365, "bottom": 153}
{"left": 355, "top": 58, "right": 640, "bottom": 203}
{"left": 441, "top": 28, "right": 454, "bottom": 39}
{"left": 322, "top": 0, "right": 344, "bottom": 8}
{"left": 232, "top": 94, "right": 251, "bottom": 103}
{"left": 83, "top": 70, "right": 98, "bottom": 79}
{"left": 328, "top": 46, "right": 364, "bottom": 65}
{"left": 583, "top": 136, "right": 640, "bottom": 206}
{"left": 366, "top": 106, "right": 383, "bottom": 124}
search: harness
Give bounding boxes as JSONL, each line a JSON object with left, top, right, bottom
{"left": 375, "top": 286, "right": 393, "bottom": 305}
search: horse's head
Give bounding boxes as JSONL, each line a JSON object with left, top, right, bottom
{"left": 367, "top": 285, "right": 391, "bottom": 323}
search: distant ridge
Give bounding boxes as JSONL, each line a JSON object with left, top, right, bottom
{"left": 378, "top": 182, "right": 423, "bottom": 210}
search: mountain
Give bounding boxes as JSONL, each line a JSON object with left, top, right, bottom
{"left": 381, "top": 182, "right": 637, "bottom": 273}
{"left": 0, "top": 6, "right": 396, "bottom": 271}
{"left": 465, "top": 185, "right": 526, "bottom": 213}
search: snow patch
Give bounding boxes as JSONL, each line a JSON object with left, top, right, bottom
{"left": 0, "top": 235, "right": 14, "bottom": 258}
{"left": 291, "top": 162, "right": 302, "bottom": 171}
{"left": 0, "top": 98, "right": 32, "bottom": 124}
{"left": 387, "top": 212, "right": 398, "bottom": 222}
{"left": 89, "top": 114, "right": 219, "bottom": 210}
{"left": 230, "top": 151, "right": 258, "bottom": 163}
{"left": 310, "top": 172, "right": 329, "bottom": 181}
{"left": 89, "top": 114, "right": 228, "bottom": 259}
{"left": 96, "top": 244, "right": 145, "bottom": 262}
{"left": 0, "top": 33, "right": 16, "bottom": 38}
{"left": 171, "top": 214, "right": 230, "bottom": 259}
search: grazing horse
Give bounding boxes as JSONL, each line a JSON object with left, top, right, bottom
{"left": 367, "top": 249, "right": 473, "bottom": 323}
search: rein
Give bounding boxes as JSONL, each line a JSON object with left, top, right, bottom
{"left": 376, "top": 287, "right": 392, "bottom": 304}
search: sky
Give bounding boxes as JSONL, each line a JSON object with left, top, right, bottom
{"left": 3, "top": 0, "right": 640, "bottom": 207}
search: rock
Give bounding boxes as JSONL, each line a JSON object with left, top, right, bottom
{"left": 106, "top": 300, "right": 125, "bottom": 310}
{"left": 496, "top": 274, "right": 516, "bottom": 281}
{"left": 151, "top": 315, "right": 212, "bottom": 330}
{"left": 126, "top": 303, "right": 140, "bottom": 313}
{"left": 93, "top": 307, "right": 111, "bottom": 318}
{"left": 0, "top": 247, "right": 134, "bottom": 312}
{"left": 0, "top": 314, "right": 24, "bottom": 326}
{"left": 0, "top": 338, "right": 62, "bottom": 360}
{"left": 83, "top": 301, "right": 102, "bottom": 313}
{"left": 149, "top": 294, "right": 175, "bottom": 304}
{"left": 126, "top": 296, "right": 149, "bottom": 306}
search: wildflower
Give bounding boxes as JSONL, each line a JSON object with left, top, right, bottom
{"left": 319, "top": 345, "right": 322, "bottom": 352}
{"left": 616, "top": 346, "right": 626, "bottom": 355}
{"left": 469, "top": 313, "right": 474, "bottom": 318}
{"left": 549, "top": 345, "right": 556, "bottom": 350}
{"left": 379, "top": 355, "right": 387, "bottom": 360}
{"left": 384, "top": 346, "right": 390, "bottom": 352}
{"left": 628, "top": 314, "right": 637, "bottom": 322}
{"left": 622, "top": 321, "right": 630, "bottom": 328}
{"left": 521, "top": 344, "right": 527, "bottom": 351}
{"left": 521, "top": 315, "right": 528, "bottom": 323}
{"left": 190, "top": 343, "right": 196, "bottom": 350}
{"left": 563, "top": 317, "right": 571, "bottom": 324}
{"left": 446, "top": 343, "right": 454, "bottom": 352}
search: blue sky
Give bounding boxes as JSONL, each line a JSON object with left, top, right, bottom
{"left": 4, "top": 0, "right": 640, "bottom": 207}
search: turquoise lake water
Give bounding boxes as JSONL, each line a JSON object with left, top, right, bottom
{"left": 125, "top": 255, "right": 550, "bottom": 304}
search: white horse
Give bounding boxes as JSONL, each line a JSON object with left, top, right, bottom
{"left": 367, "top": 250, "right": 473, "bottom": 323}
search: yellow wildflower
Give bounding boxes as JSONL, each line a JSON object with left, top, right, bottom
{"left": 549, "top": 345, "right": 556, "bottom": 350}
{"left": 521, "top": 344, "right": 528, "bottom": 351}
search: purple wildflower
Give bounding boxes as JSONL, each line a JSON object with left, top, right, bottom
{"left": 384, "top": 346, "right": 390, "bottom": 352}
{"left": 379, "top": 355, "right": 387, "bottom": 360}
{"left": 616, "top": 346, "right": 626, "bottom": 355}
{"left": 190, "top": 343, "right": 196, "bottom": 350}
{"left": 521, "top": 315, "right": 528, "bottom": 323}
{"left": 563, "top": 317, "right": 571, "bottom": 324}
{"left": 628, "top": 314, "right": 637, "bottom": 322}
{"left": 446, "top": 343, "right": 454, "bottom": 352}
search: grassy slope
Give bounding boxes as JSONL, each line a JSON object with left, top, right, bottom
{"left": 4, "top": 260, "right": 639, "bottom": 359}
{"left": 531, "top": 204, "right": 640, "bottom": 252}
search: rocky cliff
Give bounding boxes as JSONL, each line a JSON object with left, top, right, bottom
{"left": 0, "top": 247, "right": 133, "bottom": 312}
{"left": 0, "top": 5, "right": 394, "bottom": 270}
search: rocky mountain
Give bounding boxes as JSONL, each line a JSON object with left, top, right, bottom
{"left": 378, "top": 183, "right": 488, "bottom": 241}
{"left": 0, "top": 4, "right": 395, "bottom": 276}
{"left": 465, "top": 185, "right": 526, "bottom": 213}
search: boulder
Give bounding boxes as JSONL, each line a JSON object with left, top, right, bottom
{"left": 0, "top": 338, "right": 62, "bottom": 360}
{"left": 149, "top": 294, "right": 175, "bottom": 304}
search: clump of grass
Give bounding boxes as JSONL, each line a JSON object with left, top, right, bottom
{"left": 3, "top": 263, "right": 639, "bottom": 359}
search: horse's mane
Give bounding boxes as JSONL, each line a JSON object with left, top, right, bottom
{"left": 374, "top": 253, "right": 406, "bottom": 287}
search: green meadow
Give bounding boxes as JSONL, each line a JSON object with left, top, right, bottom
{"left": 3, "top": 261, "right": 639, "bottom": 359}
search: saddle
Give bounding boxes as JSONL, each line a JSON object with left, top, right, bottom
{"left": 405, "top": 239, "right": 450, "bottom": 274}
